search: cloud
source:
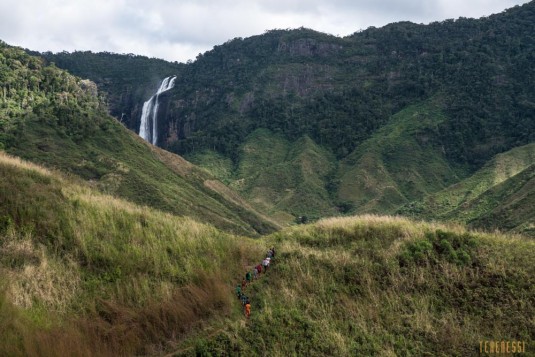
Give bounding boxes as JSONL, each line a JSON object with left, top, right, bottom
{"left": 0, "top": 0, "right": 530, "bottom": 63}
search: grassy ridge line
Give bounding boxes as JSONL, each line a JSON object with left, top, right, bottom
{"left": 0, "top": 151, "right": 266, "bottom": 356}
{"left": 7, "top": 115, "right": 277, "bottom": 236}
{"left": 464, "top": 164, "right": 535, "bottom": 235}
{"left": 180, "top": 215, "right": 535, "bottom": 356}
{"left": 401, "top": 143, "right": 535, "bottom": 236}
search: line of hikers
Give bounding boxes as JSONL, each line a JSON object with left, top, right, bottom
{"left": 235, "top": 247, "right": 276, "bottom": 319}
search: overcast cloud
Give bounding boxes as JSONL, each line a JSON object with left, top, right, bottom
{"left": 0, "top": 0, "right": 530, "bottom": 63}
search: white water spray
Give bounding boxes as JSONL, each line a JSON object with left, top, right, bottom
{"left": 139, "top": 76, "right": 177, "bottom": 145}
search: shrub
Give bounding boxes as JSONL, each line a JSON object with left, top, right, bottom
{"left": 399, "top": 229, "right": 478, "bottom": 267}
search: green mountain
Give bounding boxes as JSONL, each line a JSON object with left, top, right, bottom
{"left": 337, "top": 99, "right": 463, "bottom": 213}
{"left": 0, "top": 41, "right": 277, "bottom": 235}
{"left": 400, "top": 143, "right": 535, "bottom": 235}
{"left": 1, "top": 4, "right": 534, "bottom": 355}
{"left": 39, "top": 2, "right": 535, "bottom": 229}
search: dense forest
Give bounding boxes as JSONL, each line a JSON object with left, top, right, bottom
{"left": 31, "top": 50, "right": 183, "bottom": 127}
{"left": 1, "top": 42, "right": 107, "bottom": 149}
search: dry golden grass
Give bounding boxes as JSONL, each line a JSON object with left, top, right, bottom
{"left": 0, "top": 151, "right": 53, "bottom": 177}
{"left": 0, "top": 151, "right": 267, "bottom": 356}
{"left": 210, "top": 215, "right": 535, "bottom": 356}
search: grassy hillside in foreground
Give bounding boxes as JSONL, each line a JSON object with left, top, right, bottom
{"left": 177, "top": 215, "right": 535, "bottom": 356}
{"left": 0, "top": 152, "right": 266, "bottom": 356}
{"left": 1, "top": 155, "right": 533, "bottom": 355}
{"left": 0, "top": 41, "right": 277, "bottom": 235}
{"left": 400, "top": 143, "right": 535, "bottom": 236}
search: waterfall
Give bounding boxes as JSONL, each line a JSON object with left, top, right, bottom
{"left": 139, "top": 76, "right": 177, "bottom": 145}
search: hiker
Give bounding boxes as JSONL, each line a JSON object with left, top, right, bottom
{"left": 256, "top": 263, "right": 262, "bottom": 275}
{"left": 244, "top": 300, "right": 251, "bottom": 319}
{"left": 262, "top": 257, "right": 269, "bottom": 272}
{"left": 253, "top": 267, "right": 258, "bottom": 280}
{"left": 241, "top": 279, "right": 247, "bottom": 290}
{"left": 240, "top": 293, "right": 248, "bottom": 306}
{"left": 267, "top": 249, "right": 273, "bottom": 258}
{"left": 245, "top": 271, "right": 252, "bottom": 285}
{"left": 235, "top": 284, "right": 241, "bottom": 299}
{"left": 271, "top": 247, "right": 276, "bottom": 258}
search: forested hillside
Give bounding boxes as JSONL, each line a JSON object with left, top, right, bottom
{"left": 0, "top": 41, "right": 277, "bottom": 235}
{"left": 30, "top": 50, "right": 183, "bottom": 128}
{"left": 39, "top": 2, "right": 535, "bottom": 228}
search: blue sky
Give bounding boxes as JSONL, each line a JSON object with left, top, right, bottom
{"left": 0, "top": 0, "right": 530, "bottom": 63}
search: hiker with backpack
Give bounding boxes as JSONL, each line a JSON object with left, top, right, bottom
{"left": 235, "top": 284, "right": 241, "bottom": 299}
{"left": 245, "top": 271, "right": 252, "bottom": 286}
{"left": 244, "top": 299, "right": 251, "bottom": 319}
{"left": 262, "top": 257, "right": 270, "bottom": 272}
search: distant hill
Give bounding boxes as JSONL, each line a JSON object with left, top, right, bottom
{"left": 400, "top": 143, "right": 535, "bottom": 236}
{"left": 38, "top": 2, "right": 535, "bottom": 229}
{"left": 0, "top": 41, "right": 277, "bottom": 235}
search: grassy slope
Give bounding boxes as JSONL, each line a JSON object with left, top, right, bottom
{"left": 0, "top": 152, "right": 266, "bottom": 356}
{"left": 338, "top": 100, "right": 463, "bottom": 214}
{"left": 400, "top": 143, "right": 535, "bottom": 236}
{"left": 462, "top": 164, "right": 535, "bottom": 235}
{"left": 189, "top": 128, "right": 338, "bottom": 224}
{"left": 189, "top": 100, "right": 471, "bottom": 225}
{"left": 2, "top": 153, "right": 533, "bottom": 355}
{"left": 180, "top": 216, "right": 535, "bottom": 356}
{"left": 7, "top": 117, "right": 278, "bottom": 236}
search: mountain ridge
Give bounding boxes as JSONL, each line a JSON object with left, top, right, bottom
{"left": 35, "top": 1, "right": 535, "bottom": 229}
{"left": 400, "top": 143, "right": 535, "bottom": 235}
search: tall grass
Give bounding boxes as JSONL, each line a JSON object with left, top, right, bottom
{"left": 0, "top": 152, "right": 265, "bottom": 355}
{"left": 187, "top": 215, "right": 535, "bottom": 356}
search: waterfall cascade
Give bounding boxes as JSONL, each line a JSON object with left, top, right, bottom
{"left": 139, "top": 76, "right": 177, "bottom": 145}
